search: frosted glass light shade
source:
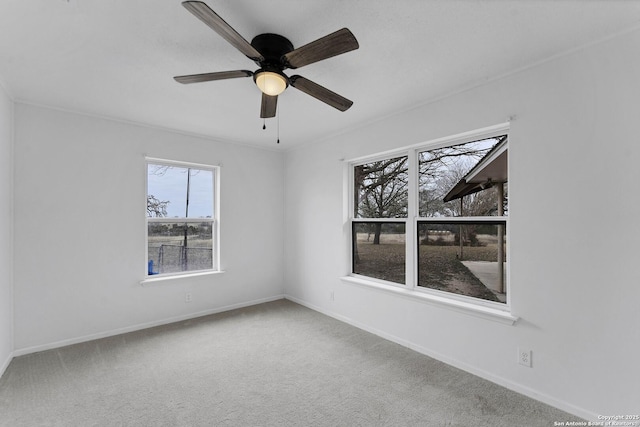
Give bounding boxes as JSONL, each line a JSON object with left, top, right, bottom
{"left": 255, "top": 71, "right": 287, "bottom": 96}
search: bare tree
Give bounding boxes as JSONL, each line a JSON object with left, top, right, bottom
{"left": 354, "top": 156, "right": 408, "bottom": 244}
{"left": 418, "top": 142, "right": 495, "bottom": 217}
{"left": 353, "top": 138, "right": 500, "bottom": 247}
{"left": 147, "top": 195, "right": 169, "bottom": 217}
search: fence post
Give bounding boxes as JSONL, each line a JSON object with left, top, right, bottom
{"left": 158, "top": 245, "right": 164, "bottom": 274}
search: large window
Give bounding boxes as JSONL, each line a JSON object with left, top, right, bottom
{"left": 350, "top": 128, "right": 508, "bottom": 306}
{"left": 146, "top": 159, "right": 219, "bottom": 277}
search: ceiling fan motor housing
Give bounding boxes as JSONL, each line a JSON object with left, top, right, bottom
{"left": 250, "top": 33, "right": 294, "bottom": 67}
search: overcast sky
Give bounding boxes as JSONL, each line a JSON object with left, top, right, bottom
{"left": 147, "top": 165, "right": 213, "bottom": 218}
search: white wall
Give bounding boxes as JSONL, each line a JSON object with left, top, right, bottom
{"left": 0, "top": 84, "right": 13, "bottom": 376}
{"left": 284, "top": 30, "right": 640, "bottom": 418}
{"left": 13, "top": 104, "right": 285, "bottom": 352}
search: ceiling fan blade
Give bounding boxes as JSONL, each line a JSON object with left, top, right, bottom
{"left": 289, "top": 75, "right": 353, "bottom": 111}
{"left": 182, "top": 1, "right": 264, "bottom": 62}
{"left": 260, "top": 93, "right": 278, "bottom": 118}
{"left": 282, "top": 28, "right": 359, "bottom": 69}
{"left": 174, "top": 70, "right": 253, "bottom": 84}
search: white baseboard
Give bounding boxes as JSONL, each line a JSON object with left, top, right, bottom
{"left": 13, "top": 294, "right": 285, "bottom": 357}
{"left": 284, "top": 294, "right": 598, "bottom": 422}
{"left": 0, "top": 350, "right": 13, "bottom": 379}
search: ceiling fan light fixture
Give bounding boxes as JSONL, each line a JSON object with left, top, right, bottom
{"left": 255, "top": 71, "right": 287, "bottom": 96}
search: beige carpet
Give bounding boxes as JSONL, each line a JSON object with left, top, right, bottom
{"left": 0, "top": 299, "right": 582, "bottom": 426}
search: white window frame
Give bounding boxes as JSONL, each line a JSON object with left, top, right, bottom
{"left": 142, "top": 157, "right": 221, "bottom": 283}
{"left": 343, "top": 123, "right": 517, "bottom": 324}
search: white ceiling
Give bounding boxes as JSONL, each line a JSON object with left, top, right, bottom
{"left": 1, "top": 0, "right": 640, "bottom": 149}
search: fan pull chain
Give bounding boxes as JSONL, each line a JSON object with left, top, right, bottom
{"left": 277, "top": 104, "right": 280, "bottom": 144}
{"left": 262, "top": 118, "right": 266, "bottom": 130}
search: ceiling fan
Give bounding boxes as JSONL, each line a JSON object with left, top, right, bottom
{"left": 174, "top": 1, "right": 359, "bottom": 119}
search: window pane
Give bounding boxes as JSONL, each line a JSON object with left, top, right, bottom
{"left": 148, "top": 222, "right": 214, "bottom": 274}
{"left": 417, "top": 222, "right": 506, "bottom": 303}
{"left": 354, "top": 156, "right": 408, "bottom": 218}
{"left": 147, "top": 165, "right": 213, "bottom": 219}
{"left": 418, "top": 137, "right": 507, "bottom": 217}
{"left": 185, "top": 169, "right": 214, "bottom": 219}
{"left": 352, "top": 222, "right": 405, "bottom": 285}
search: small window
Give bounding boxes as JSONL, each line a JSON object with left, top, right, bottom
{"left": 146, "top": 159, "right": 219, "bottom": 276}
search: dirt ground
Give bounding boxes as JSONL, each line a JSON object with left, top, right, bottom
{"left": 353, "top": 239, "right": 500, "bottom": 302}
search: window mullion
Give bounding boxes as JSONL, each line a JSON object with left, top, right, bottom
{"left": 406, "top": 149, "right": 417, "bottom": 289}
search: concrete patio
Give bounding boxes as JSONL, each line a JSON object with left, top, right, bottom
{"left": 461, "top": 260, "right": 507, "bottom": 302}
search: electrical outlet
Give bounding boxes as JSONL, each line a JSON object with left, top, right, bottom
{"left": 518, "top": 348, "right": 532, "bottom": 367}
{"left": 185, "top": 292, "right": 192, "bottom": 303}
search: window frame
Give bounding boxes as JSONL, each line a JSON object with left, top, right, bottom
{"left": 345, "top": 123, "right": 515, "bottom": 322}
{"left": 143, "top": 157, "right": 221, "bottom": 281}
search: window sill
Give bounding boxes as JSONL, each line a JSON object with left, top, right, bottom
{"left": 339, "top": 276, "right": 518, "bottom": 325}
{"left": 140, "top": 270, "right": 225, "bottom": 286}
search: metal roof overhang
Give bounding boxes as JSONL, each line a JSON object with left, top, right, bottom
{"left": 443, "top": 137, "right": 508, "bottom": 202}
